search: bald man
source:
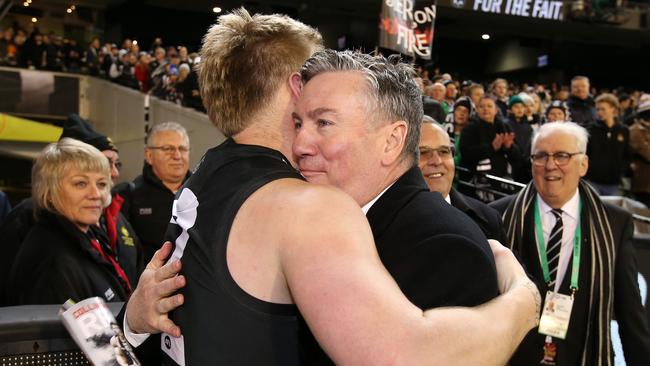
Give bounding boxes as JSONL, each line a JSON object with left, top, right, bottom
{"left": 418, "top": 121, "right": 506, "bottom": 242}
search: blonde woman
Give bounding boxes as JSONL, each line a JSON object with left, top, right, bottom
{"left": 5, "top": 138, "right": 132, "bottom": 305}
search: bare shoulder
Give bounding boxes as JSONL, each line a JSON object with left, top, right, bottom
{"left": 253, "top": 178, "right": 366, "bottom": 224}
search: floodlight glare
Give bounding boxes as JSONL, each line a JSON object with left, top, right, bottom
{"left": 481, "top": 34, "right": 490, "bottom": 40}
{"left": 213, "top": 7, "right": 222, "bottom": 13}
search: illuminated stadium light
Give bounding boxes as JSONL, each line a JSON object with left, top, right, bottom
{"left": 213, "top": 7, "right": 222, "bottom": 13}
{"left": 67, "top": 8, "right": 72, "bottom": 13}
{"left": 481, "top": 34, "right": 490, "bottom": 40}
{"left": 31, "top": 17, "right": 37, "bottom": 22}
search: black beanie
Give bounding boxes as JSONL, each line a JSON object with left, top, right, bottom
{"left": 60, "top": 114, "right": 118, "bottom": 152}
{"left": 454, "top": 97, "right": 472, "bottom": 112}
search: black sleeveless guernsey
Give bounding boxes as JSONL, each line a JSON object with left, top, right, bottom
{"left": 160, "top": 138, "right": 319, "bottom": 365}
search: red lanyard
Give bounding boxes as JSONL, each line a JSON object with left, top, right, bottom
{"left": 89, "top": 237, "right": 132, "bottom": 293}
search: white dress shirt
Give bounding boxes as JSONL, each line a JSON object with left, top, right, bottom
{"left": 536, "top": 190, "right": 581, "bottom": 293}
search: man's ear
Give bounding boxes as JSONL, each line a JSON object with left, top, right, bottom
{"left": 289, "top": 72, "right": 303, "bottom": 100}
{"left": 579, "top": 155, "right": 589, "bottom": 177}
{"left": 144, "top": 148, "right": 153, "bottom": 165}
{"left": 381, "top": 121, "right": 408, "bottom": 166}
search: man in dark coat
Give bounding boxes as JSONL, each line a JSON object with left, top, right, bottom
{"left": 490, "top": 122, "right": 650, "bottom": 365}
{"left": 115, "top": 122, "right": 191, "bottom": 264}
{"left": 294, "top": 51, "right": 500, "bottom": 311}
{"left": 566, "top": 76, "right": 597, "bottom": 126}
{"left": 418, "top": 121, "right": 506, "bottom": 243}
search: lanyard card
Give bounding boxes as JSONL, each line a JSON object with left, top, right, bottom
{"left": 538, "top": 291, "right": 574, "bottom": 340}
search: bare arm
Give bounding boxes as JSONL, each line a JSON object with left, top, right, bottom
{"left": 282, "top": 187, "right": 539, "bottom": 365}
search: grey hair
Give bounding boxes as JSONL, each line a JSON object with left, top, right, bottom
{"left": 531, "top": 121, "right": 589, "bottom": 154}
{"left": 300, "top": 50, "right": 423, "bottom": 165}
{"left": 147, "top": 122, "right": 189, "bottom": 147}
{"left": 571, "top": 75, "right": 590, "bottom": 84}
{"left": 422, "top": 115, "right": 436, "bottom": 124}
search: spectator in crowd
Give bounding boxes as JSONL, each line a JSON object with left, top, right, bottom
{"left": 4, "top": 138, "right": 133, "bottom": 305}
{"left": 149, "top": 37, "right": 163, "bottom": 54}
{"left": 116, "top": 122, "right": 190, "bottom": 264}
{"left": 545, "top": 100, "right": 569, "bottom": 122}
{"left": 24, "top": 32, "right": 45, "bottom": 69}
{"left": 428, "top": 81, "right": 448, "bottom": 113}
{"left": 84, "top": 37, "right": 101, "bottom": 75}
{"left": 491, "top": 122, "right": 650, "bottom": 366}
{"left": 467, "top": 82, "right": 484, "bottom": 113}
{"left": 0, "top": 27, "right": 15, "bottom": 65}
{"left": 491, "top": 78, "right": 509, "bottom": 117}
{"left": 446, "top": 96, "right": 472, "bottom": 167}
{"left": 419, "top": 121, "right": 506, "bottom": 242}
{"left": 178, "top": 64, "right": 204, "bottom": 112}
{"left": 13, "top": 29, "right": 27, "bottom": 67}
{"left": 0, "top": 115, "right": 142, "bottom": 306}
{"left": 178, "top": 45, "right": 191, "bottom": 65}
{"left": 134, "top": 51, "right": 151, "bottom": 92}
{"left": 444, "top": 79, "right": 458, "bottom": 109}
{"left": 43, "top": 33, "right": 63, "bottom": 71}
{"left": 556, "top": 86, "right": 570, "bottom": 101}
{"left": 629, "top": 101, "right": 650, "bottom": 207}
{"left": 585, "top": 93, "right": 631, "bottom": 195}
{"left": 460, "top": 95, "right": 522, "bottom": 181}
{"left": 521, "top": 92, "right": 542, "bottom": 126}
{"left": 149, "top": 47, "right": 168, "bottom": 97}
{"left": 618, "top": 93, "right": 635, "bottom": 125}
{"left": 101, "top": 44, "right": 119, "bottom": 76}
{"left": 567, "top": 76, "right": 597, "bottom": 126}
{"left": 0, "top": 190, "right": 10, "bottom": 226}
{"left": 415, "top": 77, "right": 446, "bottom": 123}
{"left": 109, "top": 49, "right": 139, "bottom": 90}
{"left": 64, "top": 38, "right": 82, "bottom": 73}
{"left": 507, "top": 95, "right": 534, "bottom": 182}
{"left": 123, "top": 10, "right": 538, "bottom": 365}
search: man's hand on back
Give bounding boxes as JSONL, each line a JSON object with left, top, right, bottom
{"left": 126, "top": 242, "right": 186, "bottom": 337}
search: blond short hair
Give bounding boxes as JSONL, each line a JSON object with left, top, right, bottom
{"left": 32, "top": 138, "right": 111, "bottom": 215}
{"left": 197, "top": 8, "right": 323, "bottom": 136}
{"left": 595, "top": 93, "right": 619, "bottom": 110}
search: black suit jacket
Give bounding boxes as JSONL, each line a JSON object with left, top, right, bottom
{"left": 491, "top": 194, "right": 650, "bottom": 366}
{"left": 449, "top": 188, "right": 506, "bottom": 244}
{"left": 127, "top": 167, "right": 501, "bottom": 364}
{"left": 367, "top": 167, "right": 500, "bottom": 309}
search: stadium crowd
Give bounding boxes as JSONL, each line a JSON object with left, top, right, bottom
{"left": 0, "top": 11, "right": 650, "bottom": 365}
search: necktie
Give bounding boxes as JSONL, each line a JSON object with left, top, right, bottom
{"left": 547, "top": 209, "right": 563, "bottom": 289}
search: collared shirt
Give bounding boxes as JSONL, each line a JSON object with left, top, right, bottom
{"left": 444, "top": 194, "right": 451, "bottom": 205}
{"left": 361, "top": 183, "right": 394, "bottom": 215}
{"left": 536, "top": 189, "right": 580, "bottom": 292}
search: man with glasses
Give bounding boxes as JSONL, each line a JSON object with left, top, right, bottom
{"left": 491, "top": 122, "right": 650, "bottom": 365}
{"left": 419, "top": 121, "right": 505, "bottom": 242}
{"left": 116, "top": 122, "right": 191, "bottom": 264}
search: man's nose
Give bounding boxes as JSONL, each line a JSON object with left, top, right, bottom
{"left": 292, "top": 126, "right": 316, "bottom": 157}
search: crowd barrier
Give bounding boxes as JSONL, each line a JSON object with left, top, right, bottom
{"left": 0, "top": 302, "right": 123, "bottom": 365}
{"left": 0, "top": 66, "right": 226, "bottom": 183}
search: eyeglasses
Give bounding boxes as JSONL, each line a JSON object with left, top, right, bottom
{"left": 419, "top": 145, "right": 455, "bottom": 161}
{"left": 147, "top": 145, "right": 190, "bottom": 154}
{"left": 530, "top": 151, "right": 583, "bottom": 166}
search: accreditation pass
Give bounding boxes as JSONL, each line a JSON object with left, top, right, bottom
{"left": 538, "top": 291, "right": 574, "bottom": 339}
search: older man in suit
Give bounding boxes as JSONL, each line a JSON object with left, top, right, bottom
{"left": 294, "top": 51, "right": 500, "bottom": 315}
{"left": 418, "top": 120, "right": 506, "bottom": 243}
{"left": 491, "top": 122, "right": 650, "bottom": 365}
